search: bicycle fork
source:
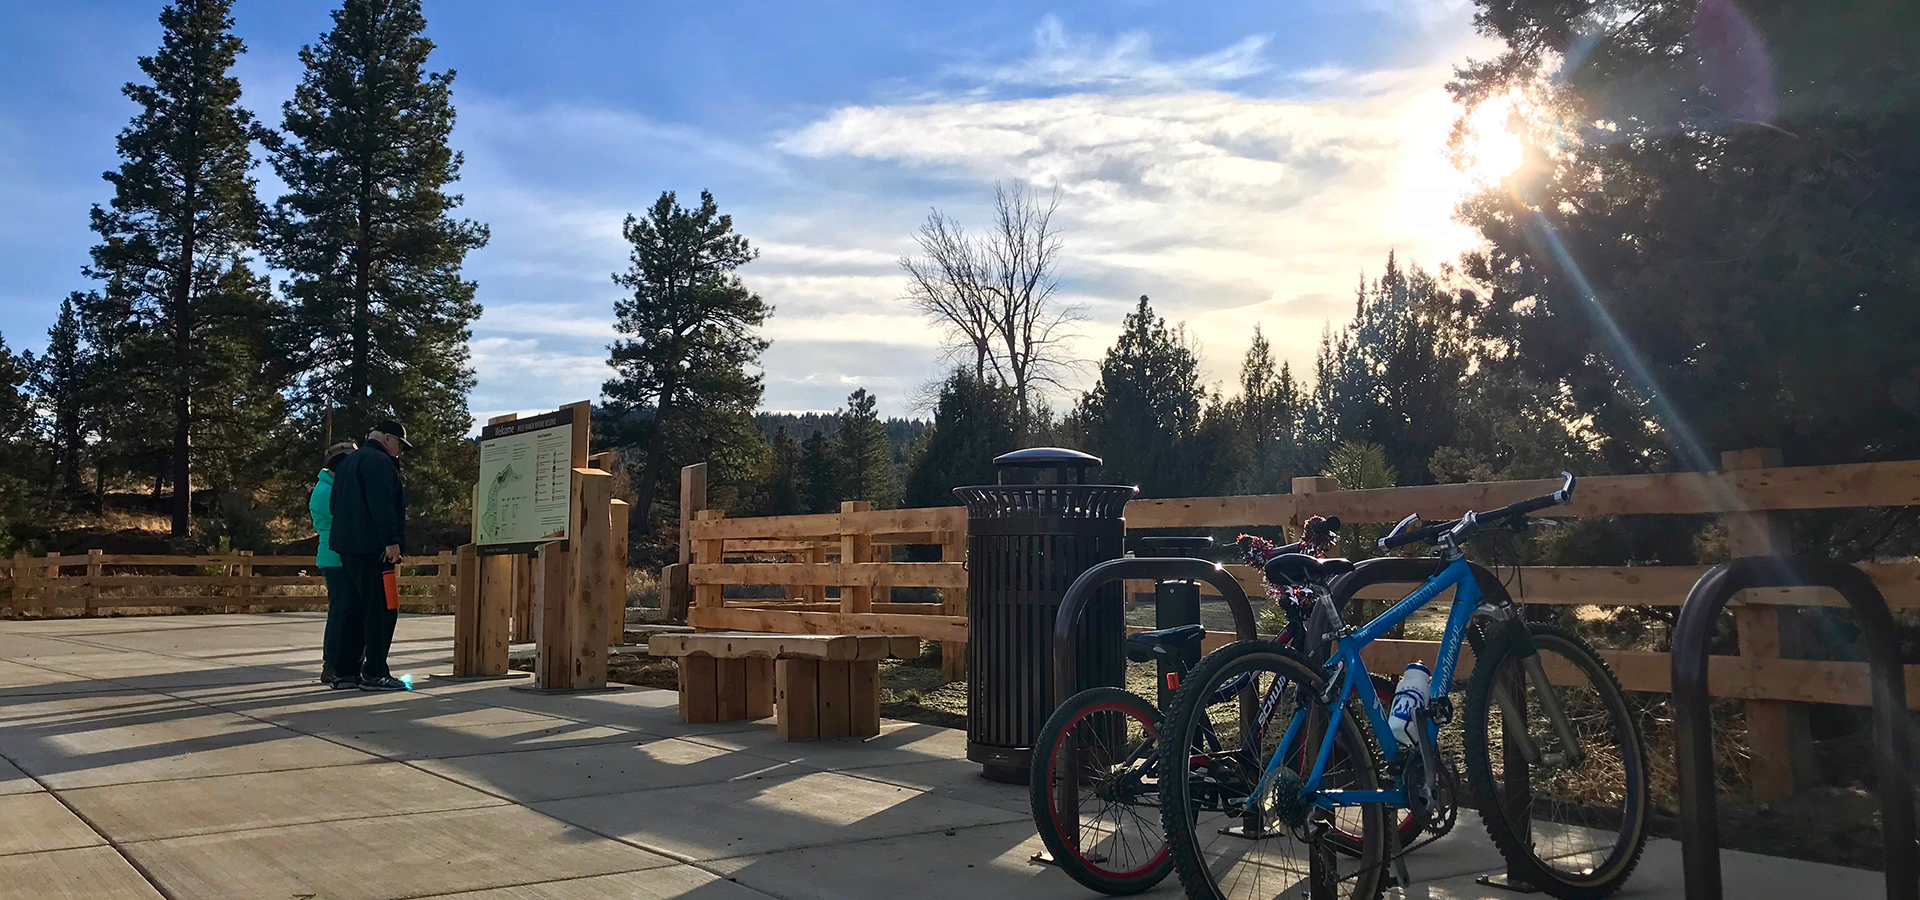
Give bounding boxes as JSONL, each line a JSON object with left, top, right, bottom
{"left": 1482, "top": 609, "right": 1587, "bottom": 769}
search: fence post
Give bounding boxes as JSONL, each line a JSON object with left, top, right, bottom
{"left": 840, "top": 501, "right": 874, "bottom": 613}
{"left": 436, "top": 550, "right": 456, "bottom": 607}
{"left": 690, "top": 510, "right": 725, "bottom": 628}
{"left": 44, "top": 552, "right": 61, "bottom": 614}
{"left": 663, "top": 462, "right": 708, "bottom": 624}
{"left": 86, "top": 549, "right": 103, "bottom": 614}
{"left": 940, "top": 529, "right": 968, "bottom": 683}
{"left": 1722, "top": 448, "right": 1815, "bottom": 801}
{"left": 608, "top": 498, "right": 630, "bottom": 644}
{"left": 7, "top": 552, "right": 23, "bottom": 615}
{"left": 237, "top": 550, "right": 255, "bottom": 611}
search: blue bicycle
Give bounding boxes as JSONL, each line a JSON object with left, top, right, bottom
{"left": 1158, "top": 474, "right": 1650, "bottom": 900}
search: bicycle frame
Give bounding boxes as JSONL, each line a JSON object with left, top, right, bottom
{"left": 1258, "top": 556, "right": 1485, "bottom": 812}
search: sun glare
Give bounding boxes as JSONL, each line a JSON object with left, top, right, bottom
{"left": 1457, "top": 93, "right": 1526, "bottom": 183}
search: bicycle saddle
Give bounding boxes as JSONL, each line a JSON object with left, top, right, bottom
{"left": 1124, "top": 623, "right": 1208, "bottom": 663}
{"left": 1263, "top": 553, "right": 1355, "bottom": 587}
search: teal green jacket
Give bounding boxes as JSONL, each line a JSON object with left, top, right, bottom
{"left": 309, "top": 470, "right": 342, "bottom": 569}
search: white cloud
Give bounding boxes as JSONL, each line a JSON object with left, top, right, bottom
{"left": 781, "top": 76, "right": 1482, "bottom": 390}
{"left": 951, "top": 15, "right": 1272, "bottom": 93}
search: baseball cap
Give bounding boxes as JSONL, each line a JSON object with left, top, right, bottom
{"left": 374, "top": 420, "right": 416, "bottom": 452}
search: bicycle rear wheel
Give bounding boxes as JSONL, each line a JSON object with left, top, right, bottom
{"left": 1158, "top": 640, "right": 1388, "bottom": 900}
{"left": 1030, "top": 686, "right": 1172, "bottom": 895}
{"left": 1463, "top": 622, "right": 1649, "bottom": 899}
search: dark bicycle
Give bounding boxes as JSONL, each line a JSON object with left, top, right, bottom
{"left": 1028, "top": 517, "right": 1409, "bottom": 895}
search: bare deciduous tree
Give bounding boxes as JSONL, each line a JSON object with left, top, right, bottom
{"left": 900, "top": 181, "right": 1079, "bottom": 434}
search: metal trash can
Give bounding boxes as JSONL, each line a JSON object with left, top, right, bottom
{"left": 954, "top": 447, "right": 1137, "bottom": 783}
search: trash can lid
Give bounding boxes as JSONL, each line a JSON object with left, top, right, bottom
{"left": 992, "top": 447, "right": 1102, "bottom": 469}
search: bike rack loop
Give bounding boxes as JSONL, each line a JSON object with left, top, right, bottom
{"left": 1672, "top": 556, "right": 1916, "bottom": 900}
{"left": 1050, "top": 557, "right": 1257, "bottom": 712}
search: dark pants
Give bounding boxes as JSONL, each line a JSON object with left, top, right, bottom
{"left": 320, "top": 566, "right": 350, "bottom": 679}
{"left": 324, "top": 553, "right": 398, "bottom": 679}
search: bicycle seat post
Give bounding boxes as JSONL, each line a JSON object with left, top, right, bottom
{"left": 1138, "top": 535, "right": 1213, "bottom": 711}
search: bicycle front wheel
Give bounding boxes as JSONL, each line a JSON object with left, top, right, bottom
{"left": 1463, "top": 622, "right": 1650, "bottom": 900}
{"left": 1158, "top": 640, "right": 1388, "bottom": 900}
{"left": 1030, "top": 686, "right": 1172, "bottom": 895}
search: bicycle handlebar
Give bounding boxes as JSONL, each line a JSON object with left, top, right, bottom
{"left": 1378, "top": 472, "right": 1575, "bottom": 550}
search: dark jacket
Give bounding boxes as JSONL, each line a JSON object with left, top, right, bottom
{"left": 329, "top": 440, "right": 406, "bottom": 556}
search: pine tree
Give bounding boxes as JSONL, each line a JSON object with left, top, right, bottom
{"left": 835, "top": 388, "right": 899, "bottom": 508}
{"left": 765, "top": 426, "right": 803, "bottom": 516}
{"left": 905, "top": 370, "right": 1019, "bottom": 507}
{"left": 269, "top": 0, "right": 488, "bottom": 532}
{"left": 1308, "top": 253, "right": 1468, "bottom": 483}
{"left": 1230, "top": 326, "right": 1303, "bottom": 494}
{"left": 84, "top": 0, "right": 282, "bottom": 539}
{"left": 32, "top": 295, "right": 91, "bottom": 505}
{"left": 604, "top": 190, "right": 771, "bottom": 537}
{"left": 1071, "top": 296, "right": 1211, "bottom": 497}
{"left": 797, "top": 429, "right": 842, "bottom": 514}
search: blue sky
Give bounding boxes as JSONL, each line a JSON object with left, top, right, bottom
{"left": 0, "top": 0, "right": 1493, "bottom": 423}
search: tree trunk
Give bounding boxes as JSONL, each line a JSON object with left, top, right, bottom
{"left": 170, "top": 177, "right": 198, "bottom": 540}
{"left": 350, "top": 220, "right": 372, "bottom": 426}
{"left": 631, "top": 392, "right": 675, "bottom": 537}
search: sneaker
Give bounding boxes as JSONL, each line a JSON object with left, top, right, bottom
{"left": 328, "top": 675, "right": 360, "bottom": 690}
{"left": 320, "top": 661, "right": 336, "bottom": 685}
{"left": 358, "top": 675, "right": 408, "bottom": 692}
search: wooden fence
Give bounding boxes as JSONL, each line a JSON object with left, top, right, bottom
{"left": 0, "top": 550, "right": 462, "bottom": 614}
{"left": 682, "top": 449, "right": 1920, "bottom": 800}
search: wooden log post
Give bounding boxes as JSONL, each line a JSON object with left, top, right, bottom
{"left": 804, "top": 541, "right": 828, "bottom": 606}
{"left": 839, "top": 501, "right": 874, "bottom": 614}
{"left": 534, "top": 541, "right": 573, "bottom": 689}
{"left": 477, "top": 549, "right": 512, "bottom": 675}
{"left": 236, "top": 550, "right": 254, "bottom": 611}
{"left": 86, "top": 549, "right": 103, "bottom": 613}
{"left": 453, "top": 543, "right": 482, "bottom": 676}
{"left": 567, "top": 467, "right": 614, "bottom": 688}
{"left": 44, "top": 552, "right": 60, "bottom": 614}
{"left": 939, "top": 529, "right": 968, "bottom": 682}
{"left": 691, "top": 510, "right": 725, "bottom": 630}
{"left": 608, "top": 498, "right": 630, "bottom": 644}
{"left": 1724, "top": 448, "right": 1815, "bottom": 801}
{"left": 510, "top": 555, "right": 534, "bottom": 643}
{"left": 665, "top": 462, "right": 708, "bottom": 623}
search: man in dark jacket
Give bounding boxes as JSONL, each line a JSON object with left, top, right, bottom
{"left": 325, "top": 419, "right": 414, "bottom": 691}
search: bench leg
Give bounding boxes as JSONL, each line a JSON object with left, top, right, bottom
{"left": 818, "top": 661, "right": 851, "bottom": 738}
{"left": 745, "top": 657, "right": 775, "bottom": 719}
{"left": 777, "top": 659, "right": 819, "bottom": 741}
{"left": 716, "top": 657, "right": 748, "bottom": 721}
{"left": 678, "top": 654, "right": 717, "bottom": 723}
{"left": 850, "top": 660, "right": 881, "bottom": 738}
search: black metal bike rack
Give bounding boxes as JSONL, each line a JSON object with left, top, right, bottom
{"left": 1671, "top": 556, "right": 1916, "bottom": 900}
{"left": 1051, "top": 556, "right": 1258, "bottom": 712}
{"left": 1040, "top": 557, "right": 1259, "bottom": 865}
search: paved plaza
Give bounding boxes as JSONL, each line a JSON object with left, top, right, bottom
{"left": 0, "top": 612, "right": 1885, "bottom": 899}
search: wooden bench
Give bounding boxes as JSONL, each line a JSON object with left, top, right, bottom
{"left": 648, "top": 632, "right": 922, "bottom": 740}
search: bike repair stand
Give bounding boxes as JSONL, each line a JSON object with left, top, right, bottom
{"left": 1475, "top": 665, "right": 1539, "bottom": 893}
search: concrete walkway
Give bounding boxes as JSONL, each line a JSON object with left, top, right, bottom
{"left": 0, "top": 613, "right": 1886, "bottom": 899}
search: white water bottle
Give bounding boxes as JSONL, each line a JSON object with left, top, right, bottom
{"left": 1389, "top": 661, "right": 1431, "bottom": 748}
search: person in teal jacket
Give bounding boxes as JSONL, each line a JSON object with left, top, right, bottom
{"left": 311, "top": 442, "right": 358, "bottom": 684}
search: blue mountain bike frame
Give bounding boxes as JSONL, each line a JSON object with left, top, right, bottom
{"left": 1256, "top": 555, "right": 1483, "bottom": 812}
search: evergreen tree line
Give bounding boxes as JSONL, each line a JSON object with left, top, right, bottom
{"left": 0, "top": 0, "right": 484, "bottom": 553}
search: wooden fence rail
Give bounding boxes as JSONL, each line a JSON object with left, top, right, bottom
{"left": 682, "top": 450, "right": 1920, "bottom": 800}
{"left": 0, "top": 551, "right": 462, "bottom": 614}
